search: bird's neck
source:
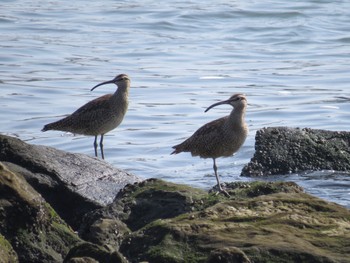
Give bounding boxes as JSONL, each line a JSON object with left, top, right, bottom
{"left": 111, "top": 84, "right": 129, "bottom": 113}
{"left": 227, "top": 106, "right": 246, "bottom": 128}
{"left": 113, "top": 83, "right": 129, "bottom": 101}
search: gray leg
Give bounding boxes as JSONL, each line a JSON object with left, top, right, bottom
{"left": 100, "top": 134, "right": 105, "bottom": 160}
{"left": 213, "top": 158, "right": 230, "bottom": 197}
{"left": 213, "top": 158, "right": 222, "bottom": 190}
{"left": 93, "top": 135, "right": 98, "bottom": 157}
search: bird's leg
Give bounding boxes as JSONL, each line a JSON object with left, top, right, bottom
{"left": 213, "top": 158, "right": 224, "bottom": 190}
{"left": 213, "top": 158, "right": 230, "bottom": 197}
{"left": 100, "top": 134, "right": 105, "bottom": 160}
{"left": 93, "top": 135, "right": 98, "bottom": 157}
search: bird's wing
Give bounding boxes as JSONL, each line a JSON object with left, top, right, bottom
{"left": 71, "top": 94, "right": 113, "bottom": 116}
{"left": 172, "top": 116, "right": 228, "bottom": 154}
{"left": 191, "top": 116, "right": 227, "bottom": 139}
{"left": 50, "top": 94, "right": 114, "bottom": 132}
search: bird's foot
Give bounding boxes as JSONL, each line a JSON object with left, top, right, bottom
{"left": 215, "top": 188, "right": 230, "bottom": 197}
{"left": 209, "top": 183, "right": 231, "bottom": 197}
{"left": 210, "top": 184, "right": 230, "bottom": 197}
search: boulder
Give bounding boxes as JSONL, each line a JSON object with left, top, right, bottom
{"left": 63, "top": 243, "right": 127, "bottom": 263}
{"left": 0, "top": 135, "right": 141, "bottom": 229}
{"left": 80, "top": 179, "right": 350, "bottom": 263}
{"left": 242, "top": 127, "right": 350, "bottom": 176}
{"left": 0, "top": 162, "right": 81, "bottom": 262}
{"left": 0, "top": 162, "right": 125, "bottom": 263}
{"left": 78, "top": 179, "right": 207, "bottom": 249}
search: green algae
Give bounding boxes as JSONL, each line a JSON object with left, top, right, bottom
{"left": 63, "top": 242, "right": 127, "bottom": 263}
{"left": 120, "top": 179, "right": 350, "bottom": 263}
{"left": 2, "top": 158, "right": 349, "bottom": 263}
{"left": 0, "top": 234, "right": 18, "bottom": 263}
{"left": 0, "top": 163, "right": 82, "bottom": 262}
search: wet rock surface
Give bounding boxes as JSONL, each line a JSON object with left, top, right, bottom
{"left": 242, "top": 127, "right": 350, "bottom": 176}
{"left": 0, "top": 134, "right": 140, "bottom": 228}
{"left": 1, "top": 134, "right": 350, "bottom": 262}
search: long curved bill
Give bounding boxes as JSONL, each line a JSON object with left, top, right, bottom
{"left": 91, "top": 79, "right": 115, "bottom": 91}
{"left": 204, "top": 99, "right": 231, "bottom": 112}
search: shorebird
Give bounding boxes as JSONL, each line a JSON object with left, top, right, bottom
{"left": 171, "top": 94, "right": 248, "bottom": 196}
{"left": 42, "top": 74, "right": 130, "bottom": 159}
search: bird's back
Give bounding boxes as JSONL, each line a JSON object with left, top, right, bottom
{"left": 172, "top": 114, "right": 248, "bottom": 159}
{"left": 173, "top": 117, "right": 226, "bottom": 158}
{"left": 42, "top": 94, "right": 124, "bottom": 136}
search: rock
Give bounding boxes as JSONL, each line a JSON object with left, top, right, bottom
{"left": 80, "top": 179, "right": 350, "bottom": 263}
{"left": 242, "top": 127, "right": 350, "bottom": 176}
{"left": 0, "top": 134, "right": 141, "bottom": 229}
{"left": 0, "top": 162, "right": 125, "bottom": 263}
{"left": 0, "top": 233, "right": 18, "bottom": 263}
{"left": 65, "top": 257, "right": 99, "bottom": 263}
{"left": 63, "top": 243, "right": 127, "bottom": 263}
{"left": 0, "top": 162, "right": 82, "bottom": 262}
{"left": 207, "top": 247, "right": 251, "bottom": 263}
{"left": 1, "top": 133, "right": 350, "bottom": 262}
{"left": 79, "top": 179, "right": 207, "bottom": 249}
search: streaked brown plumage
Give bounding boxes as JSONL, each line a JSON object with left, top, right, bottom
{"left": 42, "top": 74, "right": 130, "bottom": 159}
{"left": 172, "top": 94, "right": 248, "bottom": 195}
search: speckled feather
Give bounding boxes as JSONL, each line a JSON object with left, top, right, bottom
{"left": 172, "top": 94, "right": 248, "bottom": 159}
{"left": 42, "top": 74, "right": 130, "bottom": 136}
{"left": 172, "top": 93, "right": 248, "bottom": 194}
{"left": 42, "top": 94, "right": 124, "bottom": 135}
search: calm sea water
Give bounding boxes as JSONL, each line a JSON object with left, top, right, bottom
{"left": 1, "top": 0, "right": 350, "bottom": 208}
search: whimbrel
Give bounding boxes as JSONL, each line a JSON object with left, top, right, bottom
{"left": 171, "top": 94, "right": 248, "bottom": 196}
{"left": 42, "top": 74, "right": 130, "bottom": 159}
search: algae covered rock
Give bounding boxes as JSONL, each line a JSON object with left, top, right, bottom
{"left": 0, "top": 233, "right": 18, "bottom": 263}
{"left": 207, "top": 247, "right": 250, "bottom": 263}
{"left": 242, "top": 127, "right": 350, "bottom": 176}
{"left": 0, "top": 162, "right": 121, "bottom": 263}
{"left": 63, "top": 242, "right": 127, "bottom": 263}
{"left": 79, "top": 179, "right": 208, "bottom": 249}
{"left": 0, "top": 162, "right": 81, "bottom": 262}
{"left": 1, "top": 133, "right": 349, "bottom": 262}
{"left": 117, "top": 180, "right": 350, "bottom": 263}
{"left": 78, "top": 179, "right": 349, "bottom": 263}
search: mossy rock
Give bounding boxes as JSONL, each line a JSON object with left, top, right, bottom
{"left": 0, "top": 233, "right": 18, "bottom": 263}
{"left": 115, "top": 178, "right": 208, "bottom": 230}
{"left": 63, "top": 242, "right": 127, "bottom": 263}
{"left": 0, "top": 162, "right": 82, "bottom": 262}
{"left": 215, "top": 181, "right": 304, "bottom": 198}
{"left": 79, "top": 178, "right": 208, "bottom": 249}
{"left": 119, "top": 179, "right": 350, "bottom": 263}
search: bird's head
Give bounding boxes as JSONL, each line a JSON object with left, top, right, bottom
{"left": 205, "top": 94, "right": 247, "bottom": 112}
{"left": 91, "top": 74, "right": 130, "bottom": 91}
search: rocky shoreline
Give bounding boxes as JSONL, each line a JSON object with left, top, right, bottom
{"left": 0, "top": 127, "right": 349, "bottom": 263}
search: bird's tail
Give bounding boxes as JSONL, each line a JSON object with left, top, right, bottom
{"left": 41, "top": 122, "right": 57, "bottom": 132}
{"left": 41, "top": 125, "right": 50, "bottom": 132}
{"left": 171, "top": 145, "right": 181, "bottom": 155}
